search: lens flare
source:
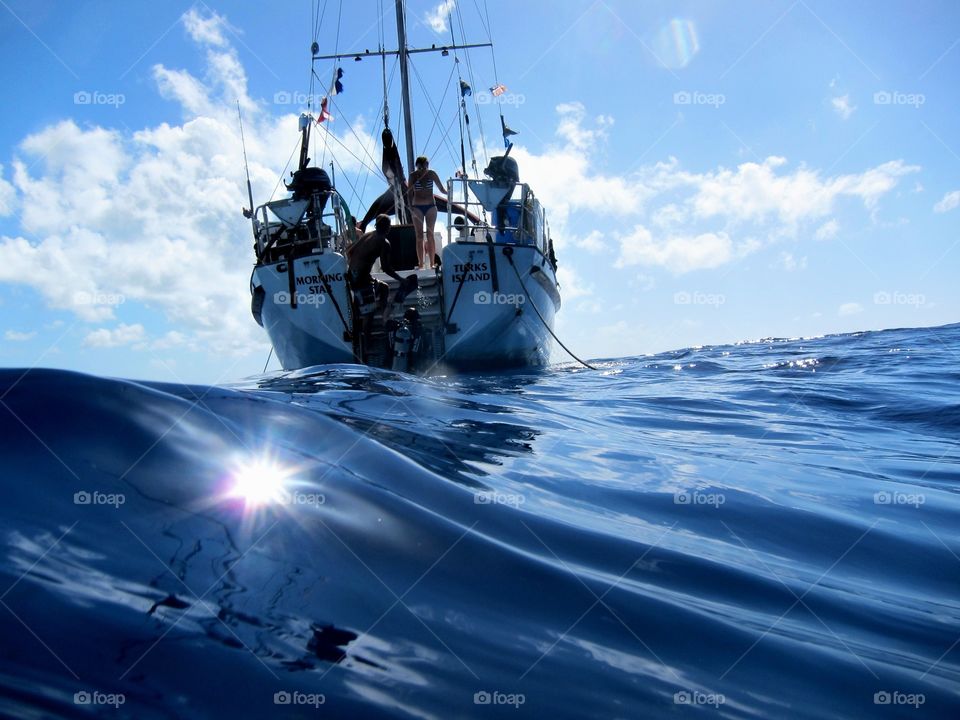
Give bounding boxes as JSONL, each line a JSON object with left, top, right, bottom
{"left": 654, "top": 18, "right": 700, "bottom": 69}
{"left": 230, "top": 458, "right": 292, "bottom": 507}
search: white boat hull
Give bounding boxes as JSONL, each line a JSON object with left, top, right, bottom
{"left": 251, "top": 242, "right": 560, "bottom": 372}
{"left": 440, "top": 243, "right": 558, "bottom": 369}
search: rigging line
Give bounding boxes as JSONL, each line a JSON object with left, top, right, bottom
{"left": 453, "top": 4, "right": 488, "bottom": 167}
{"left": 308, "top": 1, "right": 329, "bottom": 114}
{"left": 448, "top": 25, "right": 479, "bottom": 179}
{"left": 503, "top": 254, "right": 597, "bottom": 371}
{"left": 447, "top": 18, "right": 471, "bottom": 178}
{"left": 262, "top": 347, "right": 274, "bottom": 374}
{"left": 407, "top": 58, "right": 459, "bottom": 164}
{"left": 418, "top": 55, "right": 457, "bottom": 153}
{"left": 333, "top": 0, "right": 343, "bottom": 56}
{"left": 318, "top": 121, "right": 385, "bottom": 179}
{"left": 314, "top": 0, "right": 328, "bottom": 44}
{"left": 329, "top": 153, "right": 363, "bottom": 208}
{"left": 268, "top": 135, "right": 304, "bottom": 202}
{"left": 327, "top": 95, "right": 389, "bottom": 177}
{"left": 479, "top": 0, "right": 500, "bottom": 83}
{"left": 345, "top": 55, "right": 398, "bottom": 213}
{"left": 353, "top": 57, "right": 398, "bottom": 208}
{"left": 428, "top": 110, "right": 465, "bottom": 169}
{"left": 471, "top": 0, "right": 491, "bottom": 41}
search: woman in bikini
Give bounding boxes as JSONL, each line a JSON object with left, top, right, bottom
{"left": 407, "top": 156, "right": 446, "bottom": 269}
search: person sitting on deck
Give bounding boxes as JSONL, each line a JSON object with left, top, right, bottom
{"left": 407, "top": 156, "right": 446, "bottom": 269}
{"left": 346, "top": 214, "right": 416, "bottom": 325}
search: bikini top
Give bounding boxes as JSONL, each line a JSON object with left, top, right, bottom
{"left": 413, "top": 172, "right": 431, "bottom": 192}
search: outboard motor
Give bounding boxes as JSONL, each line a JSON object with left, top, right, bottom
{"left": 483, "top": 155, "right": 519, "bottom": 187}
{"left": 286, "top": 166, "right": 332, "bottom": 212}
{"left": 390, "top": 307, "right": 422, "bottom": 372}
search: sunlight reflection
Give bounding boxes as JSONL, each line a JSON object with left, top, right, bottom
{"left": 230, "top": 457, "right": 294, "bottom": 507}
{"left": 654, "top": 18, "right": 700, "bottom": 69}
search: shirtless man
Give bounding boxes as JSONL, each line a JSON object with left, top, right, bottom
{"left": 346, "top": 214, "right": 414, "bottom": 326}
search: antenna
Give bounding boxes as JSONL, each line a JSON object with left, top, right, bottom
{"left": 237, "top": 101, "right": 257, "bottom": 240}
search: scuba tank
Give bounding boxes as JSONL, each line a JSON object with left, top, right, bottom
{"left": 390, "top": 307, "right": 422, "bottom": 372}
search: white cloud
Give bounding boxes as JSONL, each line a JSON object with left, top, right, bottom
{"left": 0, "top": 13, "right": 378, "bottom": 356}
{"left": 838, "top": 302, "right": 863, "bottom": 316}
{"left": 575, "top": 230, "right": 605, "bottom": 253}
{"left": 831, "top": 94, "right": 855, "bottom": 120}
{"left": 0, "top": 165, "right": 15, "bottom": 217}
{"left": 83, "top": 323, "right": 146, "bottom": 348}
{"left": 151, "top": 330, "right": 188, "bottom": 350}
{"left": 777, "top": 252, "right": 807, "bottom": 272}
{"left": 934, "top": 190, "right": 960, "bottom": 213}
{"left": 182, "top": 8, "right": 230, "bottom": 47}
{"left": 503, "top": 107, "right": 915, "bottom": 274}
{"left": 686, "top": 157, "right": 918, "bottom": 227}
{"left": 615, "top": 225, "right": 732, "bottom": 273}
{"left": 814, "top": 219, "right": 839, "bottom": 240}
{"left": 4, "top": 330, "right": 35, "bottom": 341}
{"left": 425, "top": 0, "right": 456, "bottom": 33}
{"left": 556, "top": 266, "right": 591, "bottom": 301}
{"left": 0, "top": 8, "right": 927, "bottom": 370}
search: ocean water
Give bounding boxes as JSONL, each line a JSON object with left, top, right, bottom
{"left": 1, "top": 323, "right": 958, "bottom": 719}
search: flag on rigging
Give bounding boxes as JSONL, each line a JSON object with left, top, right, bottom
{"left": 331, "top": 67, "right": 344, "bottom": 95}
{"left": 490, "top": 84, "right": 507, "bottom": 97}
{"left": 316, "top": 97, "right": 334, "bottom": 124}
{"left": 501, "top": 116, "right": 517, "bottom": 148}
{"left": 459, "top": 80, "right": 472, "bottom": 97}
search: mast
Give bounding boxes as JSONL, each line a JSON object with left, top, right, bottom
{"left": 395, "top": 0, "right": 415, "bottom": 173}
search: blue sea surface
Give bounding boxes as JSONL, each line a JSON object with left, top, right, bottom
{"left": 1, "top": 324, "right": 958, "bottom": 719}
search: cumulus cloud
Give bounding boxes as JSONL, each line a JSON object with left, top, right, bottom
{"left": 615, "top": 225, "right": 732, "bottom": 273}
{"left": 425, "top": 0, "right": 456, "bottom": 33}
{"left": 556, "top": 266, "right": 591, "bottom": 301}
{"left": 777, "top": 252, "right": 807, "bottom": 272}
{"left": 0, "top": 165, "right": 15, "bottom": 217}
{"left": 0, "top": 7, "right": 926, "bottom": 366}
{"left": 83, "top": 323, "right": 146, "bottom": 348}
{"left": 831, "top": 94, "right": 855, "bottom": 120}
{"left": 838, "top": 302, "right": 863, "bottom": 316}
{"left": 815, "top": 219, "right": 839, "bottom": 240}
{"left": 0, "top": 10, "right": 377, "bottom": 355}
{"left": 4, "top": 330, "right": 35, "bottom": 341}
{"left": 182, "top": 8, "right": 231, "bottom": 47}
{"left": 934, "top": 190, "right": 960, "bottom": 213}
{"left": 502, "top": 101, "right": 916, "bottom": 275}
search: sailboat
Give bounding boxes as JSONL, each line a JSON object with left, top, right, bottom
{"left": 247, "top": 1, "right": 561, "bottom": 374}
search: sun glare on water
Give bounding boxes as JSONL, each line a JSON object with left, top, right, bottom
{"left": 230, "top": 458, "right": 293, "bottom": 507}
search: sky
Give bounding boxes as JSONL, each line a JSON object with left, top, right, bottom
{"left": 0, "top": 0, "right": 957, "bottom": 383}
